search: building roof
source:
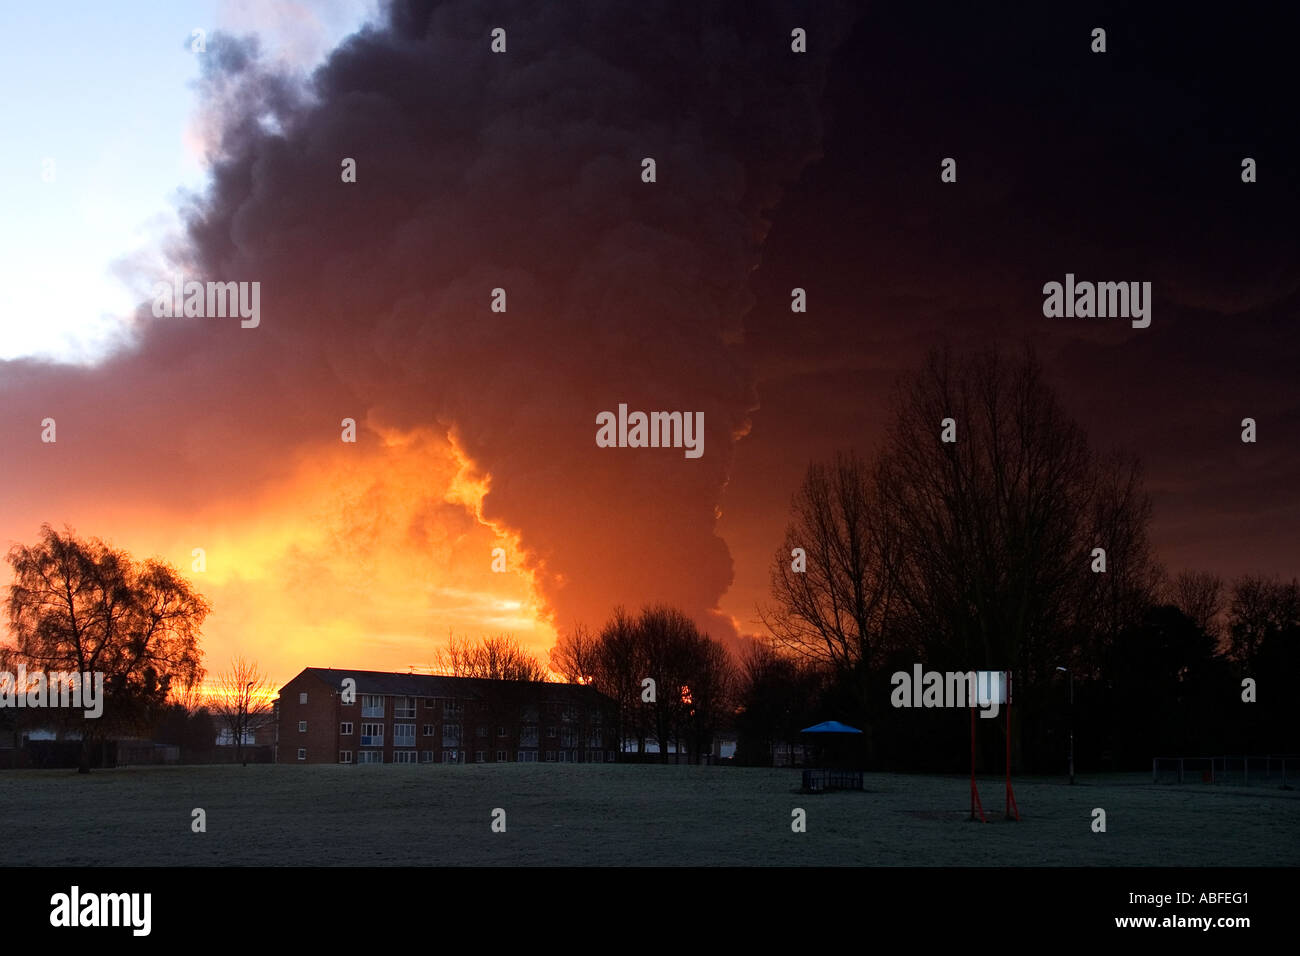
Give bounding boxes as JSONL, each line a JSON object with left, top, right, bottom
{"left": 285, "top": 667, "right": 611, "bottom": 705}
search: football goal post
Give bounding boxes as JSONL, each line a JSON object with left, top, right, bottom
{"left": 970, "top": 670, "right": 1020, "bottom": 822}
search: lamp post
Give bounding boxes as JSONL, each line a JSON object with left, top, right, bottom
{"left": 1055, "top": 666, "right": 1074, "bottom": 784}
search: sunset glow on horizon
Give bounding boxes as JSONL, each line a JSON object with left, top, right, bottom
{"left": 3, "top": 423, "right": 558, "bottom": 691}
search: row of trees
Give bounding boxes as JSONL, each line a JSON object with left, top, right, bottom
{"left": 734, "top": 572, "right": 1298, "bottom": 773}
{"left": 550, "top": 605, "right": 735, "bottom": 762}
{"left": 430, "top": 633, "right": 549, "bottom": 682}
{"left": 744, "top": 347, "right": 1295, "bottom": 771}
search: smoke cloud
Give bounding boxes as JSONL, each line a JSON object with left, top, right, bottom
{"left": 0, "top": 0, "right": 858, "bottom": 675}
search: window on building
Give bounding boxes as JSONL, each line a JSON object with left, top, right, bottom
{"left": 394, "top": 696, "right": 417, "bottom": 719}
{"left": 442, "top": 749, "right": 459, "bottom": 763}
{"left": 357, "top": 751, "right": 383, "bottom": 764}
{"left": 298, "top": 720, "right": 307, "bottom": 733}
{"left": 497, "top": 726, "right": 508, "bottom": 738}
{"left": 475, "top": 751, "right": 485, "bottom": 763}
{"left": 296, "top": 748, "right": 306, "bottom": 760}
{"left": 587, "top": 732, "right": 602, "bottom": 747}
{"left": 442, "top": 700, "right": 464, "bottom": 719}
{"left": 561, "top": 728, "right": 576, "bottom": 747}
{"left": 516, "top": 750, "right": 537, "bottom": 763}
{"left": 520, "top": 724, "right": 539, "bottom": 746}
{"left": 476, "top": 725, "right": 488, "bottom": 738}
{"left": 546, "top": 726, "right": 556, "bottom": 738}
{"left": 360, "top": 723, "right": 384, "bottom": 746}
{"left": 340, "top": 722, "right": 353, "bottom": 735}
{"left": 606, "top": 750, "right": 615, "bottom": 762}
{"left": 420, "top": 751, "right": 434, "bottom": 763}
{"left": 339, "top": 751, "right": 352, "bottom": 764}
{"left": 442, "top": 723, "right": 461, "bottom": 747}
{"left": 545, "top": 750, "right": 556, "bottom": 762}
{"left": 423, "top": 724, "right": 435, "bottom": 737}
{"left": 496, "top": 750, "right": 507, "bottom": 762}
{"left": 394, "top": 750, "right": 417, "bottom": 764}
{"left": 298, "top": 692, "right": 308, "bottom": 704}
{"left": 361, "top": 695, "right": 384, "bottom": 718}
{"left": 562, "top": 705, "right": 577, "bottom": 721}
{"left": 393, "top": 724, "right": 416, "bottom": 747}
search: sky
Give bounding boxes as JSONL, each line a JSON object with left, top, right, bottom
{"left": 0, "top": 1, "right": 1296, "bottom": 691}
{"left": 0, "top": 0, "right": 376, "bottom": 363}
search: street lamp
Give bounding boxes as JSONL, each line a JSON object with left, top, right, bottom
{"left": 1055, "top": 666, "right": 1074, "bottom": 784}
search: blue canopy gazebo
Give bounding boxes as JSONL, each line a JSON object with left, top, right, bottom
{"left": 801, "top": 720, "right": 863, "bottom": 735}
{"left": 799, "top": 721, "right": 865, "bottom": 792}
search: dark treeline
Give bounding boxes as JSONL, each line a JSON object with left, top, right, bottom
{"left": 735, "top": 574, "right": 1298, "bottom": 773}
{"left": 737, "top": 347, "right": 1298, "bottom": 773}
{"left": 550, "top": 605, "right": 734, "bottom": 763}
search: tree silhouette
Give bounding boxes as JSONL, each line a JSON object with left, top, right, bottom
{"left": 4, "top": 524, "right": 208, "bottom": 772}
{"left": 211, "top": 656, "right": 275, "bottom": 764}
{"left": 549, "top": 624, "right": 599, "bottom": 684}
{"left": 432, "top": 633, "right": 549, "bottom": 682}
{"left": 765, "top": 347, "right": 1160, "bottom": 766}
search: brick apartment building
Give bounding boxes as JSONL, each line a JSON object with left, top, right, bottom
{"left": 275, "top": 668, "right": 619, "bottom": 765}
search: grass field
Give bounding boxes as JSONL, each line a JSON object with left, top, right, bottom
{"left": 2, "top": 764, "right": 1296, "bottom": 866}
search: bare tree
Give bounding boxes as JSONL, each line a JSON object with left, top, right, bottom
{"left": 1168, "top": 570, "right": 1227, "bottom": 642}
{"left": 764, "top": 347, "right": 1161, "bottom": 765}
{"left": 876, "top": 347, "right": 1158, "bottom": 683}
{"left": 5, "top": 525, "right": 208, "bottom": 772}
{"left": 1075, "top": 450, "right": 1165, "bottom": 670}
{"left": 591, "top": 606, "right": 647, "bottom": 755}
{"left": 170, "top": 677, "right": 206, "bottom": 715}
{"left": 637, "top": 604, "right": 701, "bottom": 762}
{"left": 734, "top": 640, "right": 822, "bottom": 765}
{"left": 594, "top": 604, "right": 735, "bottom": 764}
{"left": 681, "top": 631, "right": 736, "bottom": 764}
{"left": 1228, "top": 575, "right": 1300, "bottom": 666}
{"left": 432, "top": 634, "right": 549, "bottom": 682}
{"left": 211, "top": 656, "right": 276, "bottom": 765}
{"left": 879, "top": 348, "right": 1086, "bottom": 676}
{"left": 761, "top": 451, "right": 902, "bottom": 674}
{"left": 549, "top": 624, "right": 599, "bottom": 684}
